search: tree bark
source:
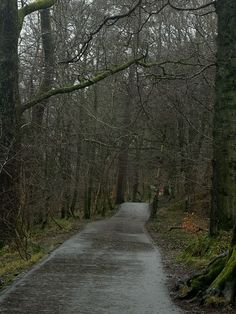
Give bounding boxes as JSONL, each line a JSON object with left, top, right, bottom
{"left": 178, "top": 226, "right": 236, "bottom": 305}
{"left": 26, "top": 8, "right": 54, "bottom": 225}
{"left": 115, "top": 67, "right": 135, "bottom": 204}
{"left": 84, "top": 85, "right": 99, "bottom": 218}
{"left": 210, "top": 0, "right": 236, "bottom": 234}
{"left": 177, "top": 0, "right": 236, "bottom": 306}
{"left": 70, "top": 135, "right": 82, "bottom": 215}
{"left": 0, "top": 0, "right": 20, "bottom": 242}
{"left": 116, "top": 145, "right": 129, "bottom": 204}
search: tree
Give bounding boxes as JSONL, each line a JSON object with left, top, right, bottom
{"left": 177, "top": 0, "right": 236, "bottom": 305}
{"left": 210, "top": 0, "right": 236, "bottom": 234}
{"left": 0, "top": 0, "right": 20, "bottom": 242}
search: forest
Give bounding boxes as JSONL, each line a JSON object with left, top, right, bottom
{"left": 0, "top": 0, "right": 236, "bottom": 311}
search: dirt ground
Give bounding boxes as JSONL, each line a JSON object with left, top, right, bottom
{"left": 147, "top": 203, "right": 235, "bottom": 314}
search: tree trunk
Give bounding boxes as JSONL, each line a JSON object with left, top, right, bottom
{"left": 70, "top": 135, "right": 82, "bottom": 215}
{"left": 115, "top": 67, "right": 135, "bottom": 204}
{"left": 60, "top": 122, "right": 72, "bottom": 219}
{"left": 178, "top": 225, "right": 236, "bottom": 305}
{"left": 116, "top": 143, "right": 129, "bottom": 204}
{"left": 177, "top": 0, "right": 236, "bottom": 306}
{"left": 0, "top": 0, "right": 20, "bottom": 242}
{"left": 210, "top": 0, "right": 236, "bottom": 234}
{"left": 132, "top": 137, "right": 143, "bottom": 202}
{"left": 30, "top": 8, "right": 54, "bottom": 225}
{"left": 83, "top": 84, "right": 98, "bottom": 218}
{"left": 22, "top": 8, "right": 54, "bottom": 227}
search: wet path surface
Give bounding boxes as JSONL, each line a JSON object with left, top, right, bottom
{"left": 0, "top": 203, "right": 182, "bottom": 314}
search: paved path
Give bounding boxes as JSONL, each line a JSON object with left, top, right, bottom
{"left": 0, "top": 203, "right": 182, "bottom": 314}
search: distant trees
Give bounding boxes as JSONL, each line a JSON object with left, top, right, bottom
{"left": 2, "top": 2, "right": 236, "bottom": 286}
{"left": 0, "top": 0, "right": 143, "bottom": 244}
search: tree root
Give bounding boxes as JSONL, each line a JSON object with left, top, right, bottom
{"left": 177, "top": 253, "right": 227, "bottom": 300}
{"left": 204, "top": 245, "right": 236, "bottom": 305}
{"left": 177, "top": 245, "right": 236, "bottom": 306}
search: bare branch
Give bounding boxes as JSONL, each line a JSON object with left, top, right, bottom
{"left": 61, "top": 0, "right": 142, "bottom": 63}
{"left": 168, "top": 0, "right": 216, "bottom": 12}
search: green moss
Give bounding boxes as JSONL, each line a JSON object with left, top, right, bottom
{"left": 168, "top": 200, "right": 186, "bottom": 212}
{"left": 178, "top": 255, "right": 226, "bottom": 299}
{"left": 177, "top": 232, "right": 230, "bottom": 268}
{"left": 0, "top": 217, "right": 81, "bottom": 289}
{"left": 18, "top": 0, "right": 56, "bottom": 32}
{"left": 0, "top": 251, "right": 44, "bottom": 286}
{"left": 20, "top": 56, "right": 144, "bottom": 113}
{"left": 204, "top": 295, "right": 227, "bottom": 306}
{"left": 210, "top": 245, "right": 236, "bottom": 290}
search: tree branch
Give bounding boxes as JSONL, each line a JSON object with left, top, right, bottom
{"left": 19, "top": 56, "right": 144, "bottom": 115}
{"left": 168, "top": 0, "right": 216, "bottom": 12}
{"left": 18, "top": 0, "right": 57, "bottom": 32}
{"left": 61, "top": 0, "right": 142, "bottom": 63}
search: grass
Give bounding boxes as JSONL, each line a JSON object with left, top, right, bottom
{"left": 0, "top": 250, "right": 44, "bottom": 286}
{"left": 178, "top": 232, "right": 230, "bottom": 264}
{"left": 177, "top": 232, "right": 231, "bottom": 268}
{"left": 0, "top": 206, "right": 118, "bottom": 291}
{"left": 0, "top": 217, "right": 83, "bottom": 290}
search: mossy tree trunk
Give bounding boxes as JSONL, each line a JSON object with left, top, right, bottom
{"left": 178, "top": 0, "right": 236, "bottom": 305}
{"left": 205, "top": 226, "right": 236, "bottom": 305}
{"left": 0, "top": 0, "right": 57, "bottom": 243}
{"left": 178, "top": 226, "right": 236, "bottom": 305}
{"left": 0, "top": 1, "right": 57, "bottom": 243}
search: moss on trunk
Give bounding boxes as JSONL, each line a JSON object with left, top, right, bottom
{"left": 18, "top": 0, "right": 57, "bottom": 31}
{"left": 178, "top": 254, "right": 227, "bottom": 300}
{"left": 178, "top": 227, "right": 236, "bottom": 306}
{"left": 204, "top": 247, "right": 236, "bottom": 305}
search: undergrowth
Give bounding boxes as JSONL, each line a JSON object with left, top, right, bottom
{"left": 167, "top": 205, "right": 231, "bottom": 269}
{"left": 152, "top": 198, "right": 231, "bottom": 271}
{"left": 177, "top": 232, "right": 231, "bottom": 268}
{"left": 0, "top": 217, "right": 81, "bottom": 290}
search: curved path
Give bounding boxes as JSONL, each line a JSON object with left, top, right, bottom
{"left": 0, "top": 203, "right": 182, "bottom": 313}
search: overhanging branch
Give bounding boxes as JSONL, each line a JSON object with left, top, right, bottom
{"left": 19, "top": 56, "right": 144, "bottom": 115}
{"left": 18, "top": 0, "right": 57, "bottom": 32}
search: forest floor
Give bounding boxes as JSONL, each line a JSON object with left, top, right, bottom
{"left": 147, "top": 198, "right": 235, "bottom": 314}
